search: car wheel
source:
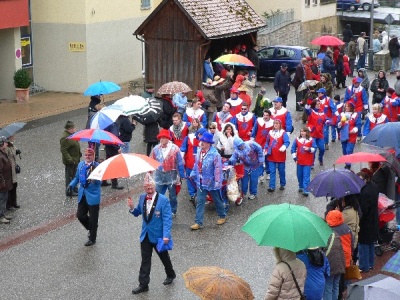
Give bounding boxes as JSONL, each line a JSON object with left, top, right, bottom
{"left": 349, "top": 5, "right": 356, "bottom": 11}
{"left": 362, "top": 3, "right": 371, "bottom": 11}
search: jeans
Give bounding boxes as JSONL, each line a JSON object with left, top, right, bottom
{"left": 120, "top": 141, "right": 130, "bottom": 153}
{"left": 297, "top": 165, "right": 311, "bottom": 191}
{"left": 358, "top": 243, "right": 375, "bottom": 271}
{"left": 241, "top": 168, "right": 259, "bottom": 195}
{"left": 268, "top": 161, "right": 286, "bottom": 189}
{"left": 185, "top": 168, "right": 196, "bottom": 197}
{"left": 391, "top": 56, "right": 399, "bottom": 72}
{"left": 357, "top": 54, "right": 366, "bottom": 69}
{"left": 0, "top": 191, "right": 8, "bottom": 218}
{"left": 323, "top": 274, "right": 341, "bottom": 300}
{"left": 258, "top": 155, "right": 270, "bottom": 177}
{"left": 314, "top": 138, "right": 325, "bottom": 164}
{"left": 324, "top": 124, "right": 336, "bottom": 144}
{"left": 156, "top": 184, "right": 177, "bottom": 214}
{"left": 341, "top": 141, "right": 355, "bottom": 156}
{"left": 195, "top": 188, "right": 226, "bottom": 226}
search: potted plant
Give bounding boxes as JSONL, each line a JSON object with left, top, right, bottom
{"left": 14, "top": 68, "right": 32, "bottom": 103}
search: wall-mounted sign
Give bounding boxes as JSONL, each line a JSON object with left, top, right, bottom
{"left": 69, "top": 42, "right": 86, "bottom": 52}
{"left": 16, "top": 48, "right": 21, "bottom": 59}
{"left": 21, "top": 36, "right": 31, "bottom": 66}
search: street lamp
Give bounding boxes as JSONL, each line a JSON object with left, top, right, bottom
{"left": 368, "top": 0, "right": 375, "bottom": 70}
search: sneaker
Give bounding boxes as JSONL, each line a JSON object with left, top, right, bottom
{"left": 357, "top": 136, "right": 362, "bottom": 142}
{"left": 279, "top": 186, "right": 285, "bottom": 191}
{"left": 0, "top": 217, "right": 10, "bottom": 224}
{"left": 171, "top": 213, "right": 176, "bottom": 219}
{"left": 298, "top": 188, "right": 303, "bottom": 193}
{"left": 217, "top": 218, "right": 227, "bottom": 225}
{"left": 4, "top": 215, "right": 12, "bottom": 220}
{"left": 189, "top": 196, "right": 195, "bottom": 202}
{"left": 303, "top": 192, "right": 309, "bottom": 197}
{"left": 325, "top": 144, "right": 329, "bottom": 150}
{"left": 331, "top": 139, "right": 336, "bottom": 143}
{"left": 267, "top": 188, "right": 275, "bottom": 192}
{"left": 258, "top": 175, "right": 265, "bottom": 183}
{"left": 190, "top": 223, "right": 204, "bottom": 230}
{"left": 248, "top": 194, "right": 256, "bottom": 200}
{"left": 319, "top": 161, "right": 323, "bottom": 166}
{"left": 266, "top": 174, "right": 270, "bottom": 180}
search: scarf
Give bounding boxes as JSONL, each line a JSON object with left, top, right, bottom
{"left": 172, "top": 122, "right": 184, "bottom": 139}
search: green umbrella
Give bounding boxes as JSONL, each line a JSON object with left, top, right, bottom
{"left": 242, "top": 203, "right": 332, "bottom": 252}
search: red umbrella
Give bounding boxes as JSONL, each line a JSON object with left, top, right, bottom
{"left": 311, "top": 35, "right": 344, "bottom": 46}
{"left": 87, "top": 153, "right": 160, "bottom": 180}
{"left": 67, "top": 129, "right": 123, "bottom": 145}
{"left": 335, "top": 152, "right": 387, "bottom": 164}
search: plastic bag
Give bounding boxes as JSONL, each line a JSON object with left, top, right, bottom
{"left": 226, "top": 167, "right": 240, "bottom": 202}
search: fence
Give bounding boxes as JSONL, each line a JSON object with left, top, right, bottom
{"left": 262, "top": 9, "right": 295, "bottom": 31}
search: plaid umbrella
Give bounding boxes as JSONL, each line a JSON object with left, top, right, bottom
{"left": 382, "top": 251, "right": 400, "bottom": 275}
{"left": 157, "top": 81, "right": 192, "bottom": 95}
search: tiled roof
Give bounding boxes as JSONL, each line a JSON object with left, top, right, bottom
{"left": 177, "top": 0, "right": 266, "bottom": 39}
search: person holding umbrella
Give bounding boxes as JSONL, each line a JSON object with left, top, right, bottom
{"left": 67, "top": 148, "right": 101, "bottom": 246}
{"left": 150, "top": 129, "right": 185, "bottom": 219}
{"left": 103, "top": 122, "right": 123, "bottom": 189}
{"left": 127, "top": 173, "right": 176, "bottom": 294}
{"left": 60, "top": 121, "right": 81, "bottom": 196}
{"left": 190, "top": 132, "right": 227, "bottom": 230}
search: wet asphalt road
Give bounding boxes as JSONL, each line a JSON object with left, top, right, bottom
{"left": 0, "top": 72, "right": 395, "bottom": 299}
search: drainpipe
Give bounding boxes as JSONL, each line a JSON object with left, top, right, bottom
{"left": 135, "top": 34, "right": 147, "bottom": 85}
{"left": 368, "top": 0, "right": 375, "bottom": 70}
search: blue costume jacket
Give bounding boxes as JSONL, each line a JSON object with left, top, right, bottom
{"left": 229, "top": 140, "right": 264, "bottom": 171}
{"left": 69, "top": 160, "right": 101, "bottom": 205}
{"left": 130, "top": 192, "right": 172, "bottom": 244}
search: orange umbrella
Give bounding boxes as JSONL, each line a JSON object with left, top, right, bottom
{"left": 88, "top": 153, "right": 160, "bottom": 181}
{"left": 183, "top": 266, "right": 254, "bottom": 300}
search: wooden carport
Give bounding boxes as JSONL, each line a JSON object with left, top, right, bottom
{"left": 134, "top": 0, "right": 265, "bottom": 94}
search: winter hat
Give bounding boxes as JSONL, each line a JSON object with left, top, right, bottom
{"left": 233, "top": 137, "right": 245, "bottom": 149}
{"left": 157, "top": 129, "right": 172, "bottom": 140}
{"left": 143, "top": 172, "right": 156, "bottom": 186}
{"left": 64, "top": 120, "right": 75, "bottom": 130}
{"left": 326, "top": 210, "right": 344, "bottom": 227}
{"left": 199, "top": 132, "right": 214, "bottom": 144}
{"left": 387, "top": 87, "right": 395, "bottom": 94}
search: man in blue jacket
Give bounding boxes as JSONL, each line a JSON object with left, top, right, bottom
{"left": 67, "top": 148, "right": 101, "bottom": 246}
{"left": 127, "top": 173, "right": 176, "bottom": 294}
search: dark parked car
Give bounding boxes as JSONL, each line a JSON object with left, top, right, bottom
{"left": 337, "top": 0, "right": 362, "bottom": 11}
{"left": 257, "top": 45, "right": 312, "bottom": 78}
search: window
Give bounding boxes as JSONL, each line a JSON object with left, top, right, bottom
{"left": 277, "top": 48, "right": 295, "bottom": 59}
{"left": 312, "top": 0, "right": 318, "bottom": 4}
{"left": 305, "top": 0, "right": 310, "bottom": 6}
{"left": 258, "top": 48, "right": 275, "bottom": 59}
{"left": 141, "top": 0, "right": 151, "bottom": 9}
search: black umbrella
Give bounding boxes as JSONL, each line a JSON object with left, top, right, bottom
{"left": 0, "top": 122, "right": 26, "bottom": 138}
{"left": 132, "top": 98, "right": 162, "bottom": 125}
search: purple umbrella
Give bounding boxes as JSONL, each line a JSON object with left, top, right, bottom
{"left": 306, "top": 168, "right": 365, "bottom": 198}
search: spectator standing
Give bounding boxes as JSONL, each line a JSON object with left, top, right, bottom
{"left": 373, "top": 33, "right": 382, "bottom": 54}
{"left": 322, "top": 50, "right": 336, "bottom": 85}
{"left": 389, "top": 35, "right": 400, "bottom": 73}
{"left": 190, "top": 132, "right": 227, "bottom": 230}
{"left": 144, "top": 122, "right": 159, "bottom": 156}
{"left": 357, "top": 32, "right": 368, "bottom": 70}
{"left": 0, "top": 136, "right": 13, "bottom": 224}
{"left": 103, "top": 123, "right": 123, "bottom": 189}
{"left": 247, "top": 44, "right": 259, "bottom": 79}
{"left": 381, "top": 31, "right": 389, "bottom": 51}
{"left": 342, "top": 24, "right": 353, "bottom": 51}
{"left": 347, "top": 37, "right": 357, "bottom": 76}
{"left": 150, "top": 129, "right": 185, "bottom": 218}
{"left": 292, "top": 58, "right": 307, "bottom": 111}
{"left": 357, "top": 171, "right": 379, "bottom": 273}
{"left": 6, "top": 135, "right": 21, "bottom": 210}
{"left": 335, "top": 53, "right": 345, "bottom": 89}
{"left": 274, "top": 63, "right": 291, "bottom": 108}
{"left": 172, "top": 92, "right": 188, "bottom": 115}
{"left": 141, "top": 84, "right": 154, "bottom": 98}
{"left": 67, "top": 148, "right": 101, "bottom": 246}
{"left": 60, "top": 121, "right": 81, "bottom": 196}
{"left": 116, "top": 114, "right": 136, "bottom": 153}
{"left": 158, "top": 94, "right": 176, "bottom": 130}
{"left": 128, "top": 173, "right": 176, "bottom": 295}
{"left": 370, "top": 70, "right": 389, "bottom": 105}
{"left": 203, "top": 55, "right": 214, "bottom": 83}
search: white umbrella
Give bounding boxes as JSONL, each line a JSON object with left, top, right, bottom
{"left": 297, "top": 80, "right": 319, "bottom": 91}
{"left": 114, "top": 95, "right": 149, "bottom": 115}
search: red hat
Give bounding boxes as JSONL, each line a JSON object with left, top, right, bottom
{"left": 230, "top": 87, "right": 239, "bottom": 94}
{"left": 157, "top": 129, "right": 172, "bottom": 140}
{"left": 241, "top": 44, "right": 246, "bottom": 49}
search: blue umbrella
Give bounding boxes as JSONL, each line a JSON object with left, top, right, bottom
{"left": 306, "top": 168, "right": 365, "bottom": 198}
{"left": 0, "top": 122, "right": 26, "bottom": 138}
{"left": 382, "top": 250, "right": 400, "bottom": 275}
{"left": 89, "top": 105, "right": 124, "bottom": 129}
{"left": 83, "top": 81, "right": 121, "bottom": 96}
{"left": 363, "top": 122, "right": 400, "bottom": 156}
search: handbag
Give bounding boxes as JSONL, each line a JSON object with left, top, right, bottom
{"left": 15, "top": 164, "right": 21, "bottom": 174}
{"left": 282, "top": 261, "right": 306, "bottom": 300}
{"left": 345, "top": 264, "right": 362, "bottom": 280}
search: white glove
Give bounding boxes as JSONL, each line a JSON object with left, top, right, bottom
{"left": 292, "top": 153, "right": 297, "bottom": 159}
{"left": 279, "top": 145, "right": 286, "bottom": 152}
{"left": 334, "top": 111, "right": 339, "bottom": 116}
{"left": 364, "top": 104, "right": 369, "bottom": 110}
{"left": 305, "top": 104, "right": 311, "bottom": 110}
{"left": 350, "top": 127, "right": 358, "bottom": 133}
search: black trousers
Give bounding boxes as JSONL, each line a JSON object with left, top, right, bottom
{"left": 146, "top": 142, "right": 158, "bottom": 156}
{"left": 138, "top": 234, "right": 175, "bottom": 286}
{"left": 280, "top": 93, "right": 288, "bottom": 108}
{"left": 7, "top": 182, "right": 18, "bottom": 208}
{"left": 105, "top": 147, "right": 119, "bottom": 186}
{"left": 76, "top": 195, "right": 99, "bottom": 242}
{"left": 65, "top": 164, "right": 77, "bottom": 190}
